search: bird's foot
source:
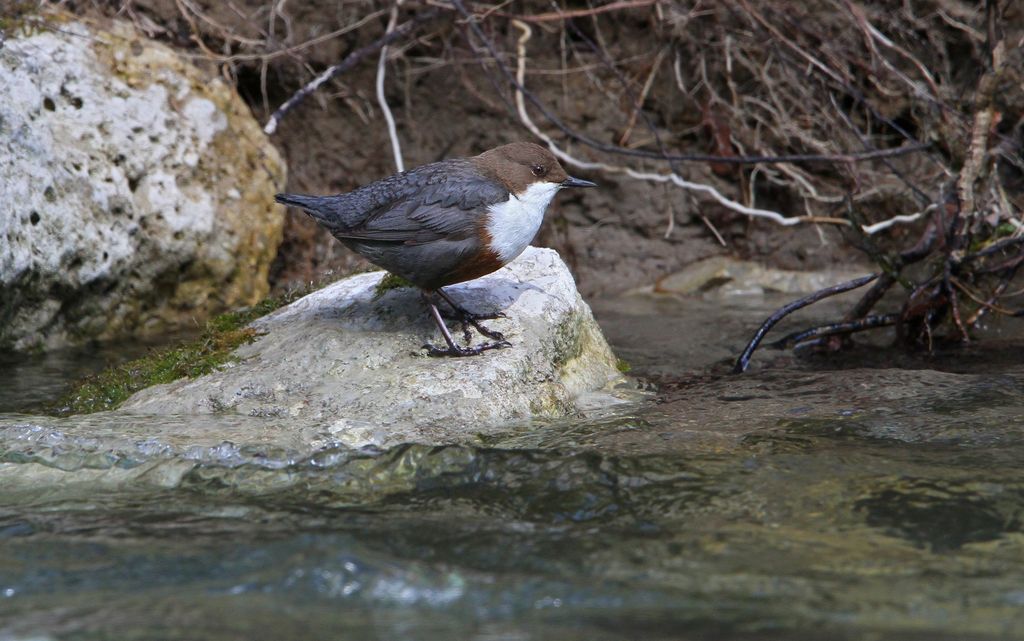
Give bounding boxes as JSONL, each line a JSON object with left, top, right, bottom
{"left": 424, "top": 290, "right": 510, "bottom": 356}
{"left": 436, "top": 289, "right": 507, "bottom": 339}
{"left": 438, "top": 309, "right": 505, "bottom": 341}
{"left": 423, "top": 339, "right": 512, "bottom": 358}
{"left": 440, "top": 309, "right": 506, "bottom": 339}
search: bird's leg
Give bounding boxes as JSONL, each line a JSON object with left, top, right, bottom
{"left": 435, "top": 288, "right": 506, "bottom": 341}
{"left": 422, "top": 292, "right": 510, "bottom": 357}
{"left": 436, "top": 288, "right": 505, "bottom": 321}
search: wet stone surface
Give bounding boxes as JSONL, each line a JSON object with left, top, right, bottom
{"left": 1, "top": 280, "right": 1024, "bottom": 640}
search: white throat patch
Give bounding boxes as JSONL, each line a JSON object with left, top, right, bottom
{"left": 485, "top": 181, "right": 560, "bottom": 264}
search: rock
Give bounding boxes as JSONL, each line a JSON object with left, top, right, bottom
{"left": 0, "top": 15, "right": 286, "bottom": 351}
{"left": 118, "top": 247, "right": 625, "bottom": 448}
{"left": 633, "top": 256, "right": 872, "bottom": 298}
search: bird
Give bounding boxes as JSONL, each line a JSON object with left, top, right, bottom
{"left": 275, "top": 142, "right": 596, "bottom": 357}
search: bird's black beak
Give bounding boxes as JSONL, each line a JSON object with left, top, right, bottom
{"left": 561, "top": 176, "right": 597, "bottom": 189}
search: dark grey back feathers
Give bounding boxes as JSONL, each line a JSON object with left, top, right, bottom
{"left": 274, "top": 160, "right": 509, "bottom": 246}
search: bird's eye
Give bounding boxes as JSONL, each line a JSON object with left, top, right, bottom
{"left": 531, "top": 164, "right": 546, "bottom": 177}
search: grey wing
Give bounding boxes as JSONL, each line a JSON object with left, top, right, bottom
{"left": 333, "top": 163, "right": 509, "bottom": 245}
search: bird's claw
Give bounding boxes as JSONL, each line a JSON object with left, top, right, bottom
{"left": 466, "top": 310, "right": 506, "bottom": 321}
{"left": 465, "top": 320, "right": 505, "bottom": 341}
{"left": 423, "top": 340, "right": 511, "bottom": 358}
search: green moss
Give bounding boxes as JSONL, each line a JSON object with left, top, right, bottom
{"left": 54, "top": 325, "right": 256, "bottom": 416}
{"left": 373, "top": 272, "right": 414, "bottom": 299}
{"left": 54, "top": 288, "right": 314, "bottom": 416}
{"left": 994, "top": 222, "right": 1018, "bottom": 237}
{"left": 615, "top": 358, "right": 632, "bottom": 374}
{"left": 969, "top": 223, "right": 1020, "bottom": 253}
{"left": 205, "top": 294, "right": 292, "bottom": 334}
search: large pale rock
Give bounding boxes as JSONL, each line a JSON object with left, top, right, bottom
{"left": 0, "top": 15, "right": 286, "bottom": 351}
{"left": 121, "top": 248, "right": 625, "bottom": 448}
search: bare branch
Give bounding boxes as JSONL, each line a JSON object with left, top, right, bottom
{"left": 733, "top": 273, "right": 880, "bottom": 373}
{"left": 377, "top": 0, "right": 406, "bottom": 172}
{"left": 264, "top": 9, "right": 439, "bottom": 135}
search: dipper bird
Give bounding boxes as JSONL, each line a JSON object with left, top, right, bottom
{"left": 275, "top": 142, "right": 596, "bottom": 357}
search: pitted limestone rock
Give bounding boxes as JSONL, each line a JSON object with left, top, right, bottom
{"left": 121, "top": 248, "right": 625, "bottom": 447}
{"left": 0, "top": 15, "right": 285, "bottom": 351}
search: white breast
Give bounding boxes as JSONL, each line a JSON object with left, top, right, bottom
{"left": 485, "top": 181, "right": 560, "bottom": 264}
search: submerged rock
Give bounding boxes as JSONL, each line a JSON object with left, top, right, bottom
{"left": 633, "top": 256, "right": 871, "bottom": 298}
{"left": 120, "top": 248, "right": 625, "bottom": 447}
{"left": 0, "top": 15, "right": 285, "bottom": 351}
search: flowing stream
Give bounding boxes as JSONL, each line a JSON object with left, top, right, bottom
{"left": 1, "top": 292, "right": 1022, "bottom": 640}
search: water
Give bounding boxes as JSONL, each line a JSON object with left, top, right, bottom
{"left": 1, "top": 293, "right": 1023, "bottom": 640}
{"left": 0, "top": 331, "right": 198, "bottom": 414}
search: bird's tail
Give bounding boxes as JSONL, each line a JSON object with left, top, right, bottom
{"left": 274, "top": 192, "right": 352, "bottom": 234}
{"left": 274, "top": 193, "right": 328, "bottom": 210}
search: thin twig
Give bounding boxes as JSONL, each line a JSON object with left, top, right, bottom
{"left": 190, "top": 10, "right": 388, "bottom": 64}
{"left": 701, "top": 215, "right": 728, "bottom": 246}
{"left": 264, "top": 10, "right": 439, "bottom": 135}
{"left": 944, "top": 261, "right": 970, "bottom": 342}
{"left": 861, "top": 205, "right": 938, "bottom": 235}
{"left": 956, "top": 275, "right": 1024, "bottom": 319}
{"left": 495, "top": 0, "right": 659, "bottom": 23}
{"left": 619, "top": 47, "right": 668, "bottom": 146}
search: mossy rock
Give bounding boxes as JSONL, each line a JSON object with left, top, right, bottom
{"left": 55, "top": 289, "right": 312, "bottom": 415}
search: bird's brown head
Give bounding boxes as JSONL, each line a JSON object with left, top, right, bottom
{"left": 473, "top": 142, "right": 596, "bottom": 195}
